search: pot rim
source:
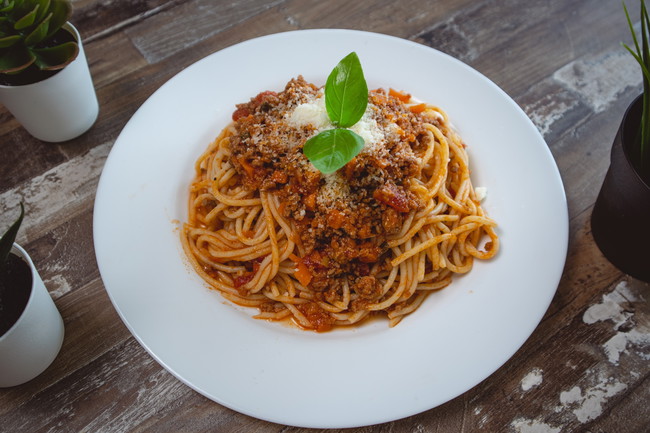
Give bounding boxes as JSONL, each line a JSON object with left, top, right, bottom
{"left": 0, "top": 243, "right": 37, "bottom": 342}
{"left": 0, "top": 22, "right": 82, "bottom": 90}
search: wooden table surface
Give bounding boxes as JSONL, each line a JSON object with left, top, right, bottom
{"left": 1, "top": 0, "right": 649, "bottom": 431}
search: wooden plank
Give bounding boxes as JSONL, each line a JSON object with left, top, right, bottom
{"left": 413, "top": 0, "right": 635, "bottom": 98}
{"left": 143, "top": 2, "right": 297, "bottom": 67}
{"left": 0, "top": 142, "right": 109, "bottom": 243}
{"left": 0, "top": 337, "right": 189, "bottom": 432}
{"left": 589, "top": 374, "right": 650, "bottom": 432}
{"left": 0, "top": 109, "right": 20, "bottom": 137}
{"left": 84, "top": 32, "right": 149, "bottom": 90}
{"left": 517, "top": 78, "right": 593, "bottom": 149}
{"left": 0, "top": 128, "right": 68, "bottom": 196}
{"left": 124, "top": 0, "right": 288, "bottom": 64}
{"left": 70, "top": 0, "right": 182, "bottom": 40}
{"left": 277, "top": 0, "right": 476, "bottom": 39}
{"left": 27, "top": 209, "right": 99, "bottom": 300}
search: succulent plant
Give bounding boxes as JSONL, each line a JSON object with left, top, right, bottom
{"left": 0, "top": 0, "right": 77, "bottom": 78}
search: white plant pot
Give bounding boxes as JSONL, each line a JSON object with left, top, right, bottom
{"left": 0, "top": 244, "right": 65, "bottom": 388}
{"left": 0, "top": 22, "right": 99, "bottom": 142}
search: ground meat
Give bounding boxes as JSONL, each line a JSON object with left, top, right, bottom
{"left": 228, "top": 77, "right": 430, "bottom": 293}
{"left": 297, "top": 302, "right": 335, "bottom": 332}
{"left": 382, "top": 207, "right": 402, "bottom": 235}
{"left": 354, "top": 276, "right": 383, "bottom": 300}
{"left": 259, "top": 301, "right": 287, "bottom": 313}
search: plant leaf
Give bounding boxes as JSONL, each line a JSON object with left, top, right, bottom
{"left": 23, "top": 11, "right": 50, "bottom": 46}
{"left": 624, "top": 2, "right": 641, "bottom": 58}
{"left": 325, "top": 52, "right": 368, "bottom": 128}
{"left": 31, "top": 40, "right": 77, "bottom": 70}
{"left": 13, "top": 4, "right": 38, "bottom": 30}
{"left": 0, "top": 43, "right": 35, "bottom": 73}
{"left": 35, "top": 0, "right": 51, "bottom": 23}
{"left": 0, "top": 34, "right": 20, "bottom": 48}
{"left": 46, "top": 0, "right": 71, "bottom": 39}
{"left": 0, "top": 203, "right": 24, "bottom": 273}
{"left": 0, "top": 1, "right": 15, "bottom": 14}
{"left": 626, "top": 0, "right": 650, "bottom": 170}
{"left": 303, "top": 128, "right": 365, "bottom": 174}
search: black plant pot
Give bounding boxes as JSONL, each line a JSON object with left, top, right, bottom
{"left": 591, "top": 94, "right": 650, "bottom": 282}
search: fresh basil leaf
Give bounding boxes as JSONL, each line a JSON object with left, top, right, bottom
{"left": 325, "top": 52, "right": 368, "bottom": 128}
{"left": 303, "top": 128, "right": 365, "bottom": 174}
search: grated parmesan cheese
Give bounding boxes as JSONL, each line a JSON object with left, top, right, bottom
{"left": 475, "top": 187, "right": 487, "bottom": 201}
{"left": 287, "top": 89, "right": 330, "bottom": 130}
{"left": 317, "top": 172, "right": 351, "bottom": 206}
{"left": 286, "top": 90, "right": 387, "bottom": 152}
{"left": 351, "top": 112, "right": 384, "bottom": 153}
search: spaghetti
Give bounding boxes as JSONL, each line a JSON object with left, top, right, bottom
{"left": 181, "top": 77, "right": 499, "bottom": 331}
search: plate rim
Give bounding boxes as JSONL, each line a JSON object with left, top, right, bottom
{"left": 93, "top": 28, "right": 569, "bottom": 428}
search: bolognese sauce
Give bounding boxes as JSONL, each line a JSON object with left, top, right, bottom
{"left": 182, "top": 75, "right": 498, "bottom": 332}
{"left": 228, "top": 77, "right": 437, "bottom": 318}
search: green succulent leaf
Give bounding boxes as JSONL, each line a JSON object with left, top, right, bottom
{"left": 303, "top": 128, "right": 365, "bottom": 174}
{"left": 23, "top": 11, "right": 50, "bottom": 45}
{"left": 46, "top": 0, "right": 70, "bottom": 38}
{"left": 31, "top": 39, "right": 77, "bottom": 70}
{"left": 0, "top": 203, "right": 24, "bottom": 274}
{"left": 13, "top": 4, "right": 38, "bottom": 30}
{"left": 0, "top": 0, "right": 74, "bottom": 75}
{"left": 34, "top": 0, "right": 51, "bottom": 23}
{"left": 0, "top": 34, "right": 20, "bottom": 48}
{"left": 0, "top": 43, "right": 35, "bottom": 73}
{"left": 0, "top": 1, "right": 15, "bottom": 14}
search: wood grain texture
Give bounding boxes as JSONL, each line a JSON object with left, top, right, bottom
{"left": 1, "top": 0, "right": 649, "bottom": 432}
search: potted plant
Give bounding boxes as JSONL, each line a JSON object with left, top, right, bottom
{"left": 0, "top": 0, "right": 98, "bottom": 142}
{"left": 0, "top": 203, "right": 65, "bottom": 387}
{"left": 591, "top": 0, "right": 650, "bottom": 283}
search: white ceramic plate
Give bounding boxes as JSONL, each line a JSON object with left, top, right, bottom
{"left": 94, "top": 29, "right": 568, "bottom": 428}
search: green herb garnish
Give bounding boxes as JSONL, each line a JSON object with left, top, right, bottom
{"left": 303, "top": 52, "right": 368, "bottom": 174}
{"left": 303, "top": 128, "right": 365, "bottom": 174}
{"left": 325, "top": 52, "right": 369, "bottom": 127}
